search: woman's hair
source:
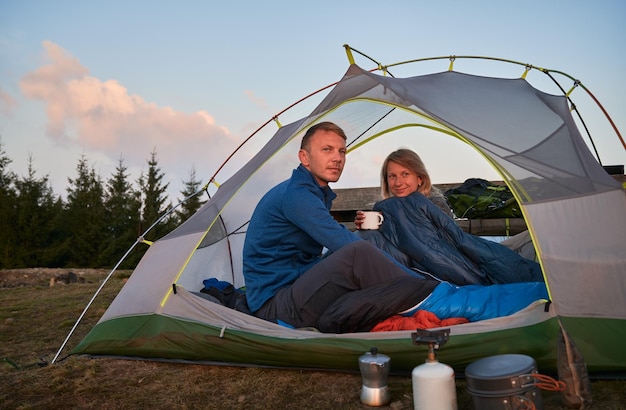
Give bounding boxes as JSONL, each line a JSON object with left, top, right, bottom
{"left": 380, "top": 148, "right": 432, "bottom": 198}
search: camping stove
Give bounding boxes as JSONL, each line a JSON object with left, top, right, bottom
{"left": 411, "top": 329, "right": 457, "bottom": 410}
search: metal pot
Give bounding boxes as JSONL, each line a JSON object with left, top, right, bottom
{"left": 465, "top": 354, "right": 543, "bottom": 410}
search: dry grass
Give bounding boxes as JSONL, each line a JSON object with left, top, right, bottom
{"left": 1, "top": 269, "right": 625, "bottom": 409}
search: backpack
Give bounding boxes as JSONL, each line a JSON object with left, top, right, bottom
{"left": 200, "top": 278, "right": 251, "bottom": 314}
{"left": 444, "top": 178, "right": 522, "bottom": 219}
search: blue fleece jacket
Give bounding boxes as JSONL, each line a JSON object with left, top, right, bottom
{"left": 243, "top": 165, "right": 360, "bottom": 312}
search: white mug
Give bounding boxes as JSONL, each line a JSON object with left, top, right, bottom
{"left": 360, "top": 211, "right": 384, "bottom": 230}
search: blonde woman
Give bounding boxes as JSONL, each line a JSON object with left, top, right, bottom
{"left": 354, "top": 148, "right": 542, "bottom": 285}
{"left": 356, "top": 149, "right": 454, "bottom": 229}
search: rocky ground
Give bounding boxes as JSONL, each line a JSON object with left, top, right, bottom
{"left": 0, "top": 268, "right": 113, "bottom": 288}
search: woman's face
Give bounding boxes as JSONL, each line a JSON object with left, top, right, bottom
{"left": 386, "top": 160, "right": 422, "bottom": 197}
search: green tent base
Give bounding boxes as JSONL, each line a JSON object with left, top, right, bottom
{"left": 72, "top": 302, "right": 625, "bottom": 375}
{"left": 73, "top": 313, "right": 555, "bottom": 373}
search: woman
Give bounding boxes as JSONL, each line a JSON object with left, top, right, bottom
{"left": 356, "top": 149, "right": 453, "bottom": 227}
{"left": 355, "top": 148, "right": 543, "bottom": 285}
{"left": 383, "top": 148, "right": 454, "bottom": 216}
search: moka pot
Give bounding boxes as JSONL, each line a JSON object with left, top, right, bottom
{"left": 359, "top": 347, "right": 391, "bottom": 406}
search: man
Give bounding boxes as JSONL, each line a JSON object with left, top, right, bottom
{"left": 243, "top": 122, "right": 440, "bottom": 333}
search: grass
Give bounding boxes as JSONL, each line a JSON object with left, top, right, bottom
{"left": 1, "top": 270, "right": 625, "bottom": 409}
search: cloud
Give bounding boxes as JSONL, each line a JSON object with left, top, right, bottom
{"left": 244, "top": 89, "right": 268, "bottom": 112}
{"left": 19, "top": 41, "right": 240, "bottom": 184}
{"left": 0, "top": 86, "right": 17, "bottom": 117}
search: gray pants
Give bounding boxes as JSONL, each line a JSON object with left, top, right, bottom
{"left": 255, "top": 241, "right": 438, "bottom": 333}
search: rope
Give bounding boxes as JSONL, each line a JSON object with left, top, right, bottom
{"left": 2, "top": 357, "right": 48, "bottom": 370}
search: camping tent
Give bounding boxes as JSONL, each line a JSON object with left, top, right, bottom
{"left": 68, "top": 49, "right": 626, "bottom": 376}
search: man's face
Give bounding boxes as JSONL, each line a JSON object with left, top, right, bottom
{"left": 298, "top": 130, "right": 347, "bottom": 186}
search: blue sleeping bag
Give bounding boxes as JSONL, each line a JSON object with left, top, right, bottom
{"left": 361, "top": 192, "right": 544, "bottom": 285}
{"left": 413, "top": 281, "right": 549, "bottom": 322}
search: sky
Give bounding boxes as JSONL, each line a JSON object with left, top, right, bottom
{"left": 1, "top": 0, "right": 625, "bottom": 203}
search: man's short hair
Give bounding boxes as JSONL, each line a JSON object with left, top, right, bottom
{"left": 300, "top": 122, "right": 347, "bottom": 150}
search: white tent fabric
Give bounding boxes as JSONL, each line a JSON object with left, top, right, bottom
{"left": 526, "top": 190, "right": 626, "bottom": 317}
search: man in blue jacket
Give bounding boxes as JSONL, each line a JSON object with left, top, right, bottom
{"left": 243, "top": 122, "right": 440, "bottom": 333}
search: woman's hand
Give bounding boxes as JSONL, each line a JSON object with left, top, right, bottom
{"left": 354, "top": 210, "right": 365, "bottom": 230}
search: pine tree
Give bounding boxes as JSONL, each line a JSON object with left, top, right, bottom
{"left": 0, "top": 138, "right": 17, "bottom": 268}
{"left": 13, "top": 156, "right": 61, "bottom": 267}
{"left": 138, "top": 149, "right": 175, "bottom": 242}
{"left": 100, "top": 156, "right": 143, "bottom": 268}
{"left": 175, "top": 166, "right": 207, "bottom": 223}
{"left": 62, "top": 155, "right": 106, "bottom": 267}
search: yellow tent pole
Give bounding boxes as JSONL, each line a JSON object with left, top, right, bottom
{"left": 343, "top": 44, "right": 355, "bottom": 65}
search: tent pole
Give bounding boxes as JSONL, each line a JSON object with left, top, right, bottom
{"left": 51, "top": 186, "right": 209, "bottom": 364}
{"left": 50, "top": 241, "right": 140, "bottom": 364}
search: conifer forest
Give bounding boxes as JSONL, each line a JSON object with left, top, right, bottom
{"left": 0, "top": 139, "right": 206, "bottom": 270}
